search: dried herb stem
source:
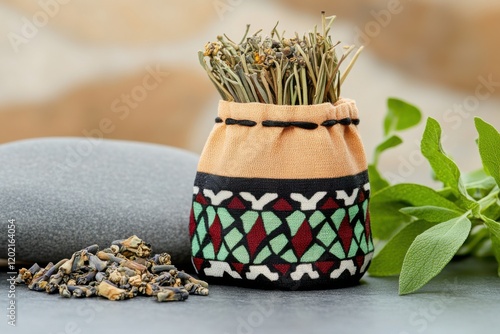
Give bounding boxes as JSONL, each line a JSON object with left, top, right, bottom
{"left": 200, "top": 13, "right": 361, "bottom": 105}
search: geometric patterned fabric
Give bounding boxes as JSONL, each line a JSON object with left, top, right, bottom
{"left": 190, "top": 171, "right": 373, "bottom": 290}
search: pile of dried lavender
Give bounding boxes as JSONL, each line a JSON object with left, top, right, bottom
{"left": 199, "top": 12, "right": 362, "bottom": 105}
{"left": 15, "top": 235, "right": 208, "bottom": 302}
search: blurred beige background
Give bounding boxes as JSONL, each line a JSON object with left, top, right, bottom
{"left": 1, "top": 0, "right": 500, "bottom": 185}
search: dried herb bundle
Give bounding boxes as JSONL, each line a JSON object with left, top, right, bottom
{"left": 15, "top": 235, "right": 208, "bottom": 302}
{"left": 199, "top": 12, "right": 362, "bottom": 105}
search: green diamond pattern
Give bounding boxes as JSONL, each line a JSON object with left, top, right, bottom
{"left": 196, "top": 217, "right": 208, "bottom": 242}
{"left": 191, "top": 236, "right": 200, "bottom": 256}
{"left": 348, "top": 241, "right": 359, "bottom": 258}
{"left": 193, "top": 202, "right": 203, "bottom": 221}
{"left": 317, "top": 222, "right": 335, "bottom": 247}
{"left": 233, "top": 245, "right": 250, "bottom": 263}
{"left": 202, "top": 243, "right": 215, "bottom": 259}
{"left": 217, "top": 243, "right": 229, "bottom": 261}
{"left": 359, "top": 234, "right": 368, "bottom": 253}
{"left": 217, "top": 207, "right": 235, "bottom": 229}
{"left": 270, "top": 234, "right": 288, "bottom": 254}
{"left": 225, "top": 228, "right": 243, "bottom": 250}
{"left": 286, "top": 211, "right": 306, "bottom": 236}
{"left": 261, "top": 211, "right": 281, "bottom": 235}
{"left": 354, "top": 220, "right": 364, "bottom": 241}
{"left": 281, "top": 249, "right": 297, "bottom": 263}
{"left": 330, "top": 241, "right": 345, "bottom": 259}
{"left": 300, "top": 244, "right": 324, "bottom": 262}
{"left": 192, "top": 197, "right": 373, "bottom": 264}
{"left": 254, "top": 246, "right": 272, "bottom": 264}
{"left": 206, "top": 206, "right": 216, "bottom": 227}
{"left": 331, "top": 208, "right": 346, "bottom": 230}
{"left": 241, "top": 211, "right": 259, "bottom": 233}
{"left": 309, "top": 211, "right": 326, "bottom": 228}
{"left": 368, "top": 238, "right": 374, "bottom": 252}
{"left": 348, "top": 206, "right": 359, "bottom": 223}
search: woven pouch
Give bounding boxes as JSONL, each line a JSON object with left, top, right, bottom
{"left": 189, "top": 98, "right": 373, "bottom": 289}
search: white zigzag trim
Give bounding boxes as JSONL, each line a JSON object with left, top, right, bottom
{"left": 203, "top": 189, "right": 233, "bottom": 205}
{"left": 239, "top": 192, "right": 278, "bottom": 210}
{"left": 290, "top": 192, "right": 327, "bottom": 210}
{"left": 246, "top": 265, "right": 279, "bottom": 281}
{"left": 204, "top": 260, "right": 242, "bottom": 279}
{"left": 335, "top": 189, "right": 360, "bottom": 206}
{"left": 330, "top": 260, "right": 357, "bottom": 279}
{"left": 361, "top": 252, "right": 373, "bottom": 273}
{"left": 290, "top": 263, "right": 319, "bottom": 280}
{"left": 363, "top": 183, "right": 371, "bottom": 192}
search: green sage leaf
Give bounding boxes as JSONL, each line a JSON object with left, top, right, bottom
{"left": 421, "top": 117, "right": 475, "bottom": 209}
{"left": 383, "top": 98, "right": 422, "bottom": 136}
{"left": 482, "top": 198, "right": 500, "bottom": 221}
{"left": 463, "top": 169, "right": 497, "bottom": 200}
{"left": 399, "top": 206, "right": 463, "bottom": 223}
{"left": 371, "top": 183, "right": 462, "bottom": 211}
{"left": 463, "top": 169, "right": 496, "bottom": 190}
{"left": 399, "top": 214, "right": 472, "bottom": 295}
{"left": 368, "top": 164, "right": 390, "bottom": 194}
{"left": 482, "top": 215, "right": 500, "bottom": 277}
{"left": 370, "top": 200, "right": 412, "bottom": 240}
{"left": 373, "top": 135, "right": 403, "bottom": 165}
{"left": 370, "top": 184, "right": 461, "bottom": 240}
{"left": 475, "top": 117, "right": 500, "bottom": 187}
{"left": 369, "top": 220, "right": 436, "bottom": 277}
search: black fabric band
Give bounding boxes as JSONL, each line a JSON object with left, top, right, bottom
{"left": 194, "top": 170, "right": 369, "bottom": 198}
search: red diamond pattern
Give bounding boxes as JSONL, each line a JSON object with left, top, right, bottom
{"left": 315, "top": 261, "right": 334, "bottom": 274}
{"left": 273, "top": 198, "right": 293, "bottom": 211}
{"left": 246, "top": 216, "right": 267, "bottom": 258}
{"left": 365, "top": 211, "right": 371, "bottom": 242}
{"left": 195, "top": 193, "right": 208, "bottom": 205}
{"left": 231, "top": 262, "right": 244, "bottom": 274}
{"left": 273, "top": 264, "right": 291, "bottom": 275}
{"left": 189, "top": 209, "right": 196, "bottom": 238}
{"left": 228, "top": 196, "right": 246, "bottom": 209}
{"left": 192, "top": 257, "right": 204, "bottom": 271}
{"left": 358, "top": 191, "right": 365, "bottom": 202}
{"left": 338, "top": 215, "right": 353, "bottom": 254}
{"left": 355, "top": 255, "right": 364, "bottom": 268}
{"left": 321, "top": 197, "right": 339, "bottom": 210}
{"left": 209, "top": 214, "right": 222, "bottom": 254}
{"left": 291, "top": 220, "right": 313, "bottom": 258}
{"left": 191, "top": 183, "right": 372, "bottom": 282}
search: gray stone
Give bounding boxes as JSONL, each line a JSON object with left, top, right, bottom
{"left": 0, "top": 137, "right": 199, "bottom": 264}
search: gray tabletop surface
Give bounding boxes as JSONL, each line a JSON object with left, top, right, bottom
{"left": 2, "top": 257, "right": 499, "bottom": 334}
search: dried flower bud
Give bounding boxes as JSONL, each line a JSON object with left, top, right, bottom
{"left": 16, "top": 236, "right": 209, "bottom": 302}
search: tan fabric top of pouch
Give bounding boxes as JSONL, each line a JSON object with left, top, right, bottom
{"left": 197, "top": 98, "right": 368, "bottom": 180}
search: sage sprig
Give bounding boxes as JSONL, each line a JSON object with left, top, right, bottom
{"left": 368, "top": 98, "right": 500, "bottom": 295}
{"left": 199, "top": 13, "right": 362, "bottom": 105}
